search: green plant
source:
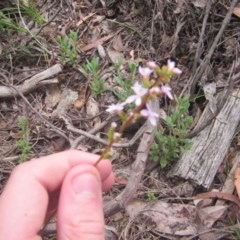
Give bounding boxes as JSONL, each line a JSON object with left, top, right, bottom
{"left": 0, "top": 1, "right": 45, "bottom": 34}
{"left": 16, "top": 116, "right": 33, "bottom": 162}
{"left": 147, "top": 191, "right": 157, "bottom": 201}
{"left": 94, "top": 59, "right": 183, "bottom": 166}
{"left": 57, "top": 30, "right": 79, "bottom": 65}
{"left": 79, "top": 57, "right": 106, "bottom": 96}
{"left": 150, "top": 95, "right": 193, "bottom": 168}
{"left": 112, "top": 60, "right": 138, "bottom": 102}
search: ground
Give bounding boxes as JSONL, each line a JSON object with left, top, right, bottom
{"left": 1, "top": 0, "right": 240, "bottom": 239}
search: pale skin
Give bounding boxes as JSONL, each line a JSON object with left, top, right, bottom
{"left": 0, "top": 150, "right": 115, "bottom": 240}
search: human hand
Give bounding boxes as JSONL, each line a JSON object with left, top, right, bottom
{"left": 0, "top": 150, "right": 114, "bottom": 240}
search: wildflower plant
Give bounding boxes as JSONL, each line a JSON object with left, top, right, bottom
{"left": 79, "top": 57, "right": 106, "bottom": 96}
{"left": 112, "top": 60, "right": 138, "bottom": 103}
{"left": 94, "top": 59, "right": 182, "bottom": 166}
{"left": 57, "top": 30, "right": 79, "bottom": 65}
{"left": 150, "top": 95, "right": 193, "bottom": 168}
{"left": 16, "top": 116, "right": 33, "bottom": 162}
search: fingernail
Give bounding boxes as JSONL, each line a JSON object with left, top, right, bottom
{"left": 71, "top": 173, "right": 100, "bottom": 201}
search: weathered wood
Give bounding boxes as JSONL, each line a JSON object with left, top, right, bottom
{"left": 0, "top": 64, "right": 62, "bottom": 98}
{"left": 168, "top": 90, "right": 240, "bottom": 189}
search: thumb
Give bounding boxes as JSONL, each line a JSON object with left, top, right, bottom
{"left": 57, "top": 164, "right": 104, "bottom": 240}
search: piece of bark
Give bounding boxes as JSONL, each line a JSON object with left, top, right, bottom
{"left": 168, "top": 90, "right": 240, "bottom": 189}
{"left": 0, "top": 64, "right": 62, "bottom": 98}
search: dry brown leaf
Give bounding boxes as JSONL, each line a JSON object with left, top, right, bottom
{"left": 193, "top": 192, "right": 240, "bottom": 208}
{"left": 126, "top": 199, "right": 146, "bottom": 218}
{"left": 112, "top": 35, "right": 125, "bottom": 52}
{"left": 126, "top": 200, "right": 197, "bottom": 236}
{"left": 86, "top": 97, "right": 101, "bottom": 127}
{"left": 45, "top": 84, "right": 61, "bottom": 110}
{"left": 74, "top": 84, "right": 88, "bottom": 110}
{"left": 73, "top": 99, "right": 85, "bottom": 109}
{"left": 197, "top": 205, "right": 228, "bottom": 228}
{"left": 107, "top": 49, "right": 124, "bottom": 63}
{"left": 80, "top": 31, "right": 120, "bottom": 52}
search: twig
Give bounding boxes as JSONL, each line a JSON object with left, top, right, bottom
{"left": 189, "top": 0, "right": 238, "bottom": 95}
{"left": 0, "top": 64, "right": 62, "bottom": 98}
{"left": 71, "top": 115, "right": 116, "bottom": 149}
{"left": 62, "top": 116, "right": 147, "bottom": 148}
{"left": 192, "top": 0, "right": 212, "bottom": 73}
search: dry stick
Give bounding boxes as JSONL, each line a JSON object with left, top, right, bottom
{"left": 189, "top": 0, "right": 238, "bottom": 95}
{"left": 103, "top": 99, "right": 158, "bottom": 217}
{"left": 62, "top": 116, "right": 148, "bottom": 148}
{"left": 0, "top": 64, "right": 62, "bottom": 98}
{"left": 192, "top": 0, "right": 212, "bottom": 73}
{"left": 70, "top": 115, "right": 116, "bottom": 149}
{"left": 171, "top": 20, "right": 185, "bottom": 55}
{"left": 149, "top": 2, "right": 157, "bottom": 48}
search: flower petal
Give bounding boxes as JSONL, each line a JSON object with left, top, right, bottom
{"left": 138, "top": 66, "right": 153, "bottom": 78}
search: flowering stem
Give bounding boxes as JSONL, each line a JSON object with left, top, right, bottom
{"left": 93, "top": 140, "right": 114, "bottom": 166}
{"left": 93, "top": 59, "right": 181, "bottom": 167}
{"left": 94, "top": 94, "right": 150, "bottom": 166}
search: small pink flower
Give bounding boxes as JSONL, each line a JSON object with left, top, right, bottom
{"left": 150, "top": 86, "right": 161, "bottom": 95}
{"left": 167, "top": 60, "right": 182, "bottom": 75}
{"left": 125, "top": 82, "right": 148, "bottom": 106}
{"left": 106, "top": 103, "right": 125, "bottom": 113}
{"left": 146, "top": 61, "right": 158, "bottom": 69}
{"left": 140, "top": 103, "right": 159, "bottom": 126}
{"left": 161, "top": 84, "right": 173, "bottom": 100}
{"left": 113, "top": 132, "right": 121, "bottom": 140}
{"left": 111, "top": 122, "right": 117, "bottom": 128}
{"left": 138, "top": 66, "right": 153, "bottom": 79}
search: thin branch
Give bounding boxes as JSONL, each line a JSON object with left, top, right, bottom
{"left": 192, "top": 0, "right": 212, "bottom": 72}
{"left": 189, "top": 0, "right": 238, "bottom": 95}
{"left": 62, "top": 116, "right": 147, "bottom": 148}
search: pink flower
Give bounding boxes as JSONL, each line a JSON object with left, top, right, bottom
{"left": 150, "top": 86, "right": 161, "bottom": 95}
{"left": 106, "top": 103, "right": 125, "bottom": 113}
{"left": 167, "top": 60, "right": 182, "bottom": 75}
{"left": 146, "top": 61, "right": 158, "bottom": 69}
{"left": 125, "top": 82, "right": 148, "bottom": 106}
{"left": 140, "top": 103, "right": 159, "bottom": 126}
{"left": 161, "top": 84, "right": 173, "bottom": 100}
{"left": 138, "top": 66, "right": 153, "bottom": 79}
